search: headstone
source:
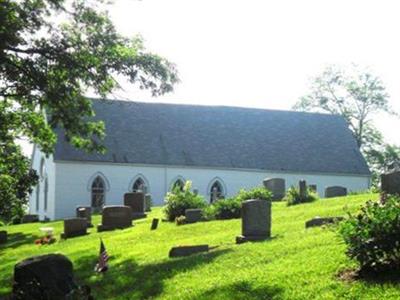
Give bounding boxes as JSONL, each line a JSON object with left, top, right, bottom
{"left": 236, "top": 199, "right": 271, "bottom": 244}
{"left": 13, "top": 254, "right": 77, "bottom": 299}
{"left": 0, "top": 230, "right": 7, "bottom": 244}
{"left": 324, "top": 186, "right": 347, "bottom": 198}
{"left": 263, "top": 178, "right": 285, "bottom": 200}
{"left": 76, "top": 206, "right": 92, "bottom": 227}
{"left": 22, "top": 214, "right": 39, "bottom": 223}
{"left": 124, "top": 192, "right": 147, "bottom": 219}
{"left": 145, "top": 194, "right": 152, "bottom": 212}
{"left": 185, "top": 209, "right": 203, "bottom": 223}
{"left": 305, "top": 216, "right": 344, "bottom": 228}
{"left": 381, "top": 170, "right": 400, "bottom": 195}
{"left": 169, "top": 245, "right": 209, "bottom": 258}
{"left": 61, "top": 218, "right": 87, "bottom": 239}
{"left": 193, "top": 189, "right": 199, "bottom": 195}
{"left": 97, "top": 205, "right": 133, "bottom": 232}
{"left": 299, "top": 180, "right": 307, "bottom": 199}
{"left": 150, "top": 218, "right": 159, "bottom": 230}
{"left": 309, "top": 184, "right": 317, "bottom": 193}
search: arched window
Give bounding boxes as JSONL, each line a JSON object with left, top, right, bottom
{"left": 132, "top": 177, "right": 147, "bottom": 193}
{"left": 210, "top": 181, "right": 224, "bottom": 203}
{"left": 44, "top": 177, "right": 48, "bottom": 211}
{"left": 36, "top": 184, "right": 40, "bottom": 211}
{"left": 91, "top": 176, "right": 105, "bottom": 209}
{"left": 172, "top": 179, "right": 185, "bottom": 191}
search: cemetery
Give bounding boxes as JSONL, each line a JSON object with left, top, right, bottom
{"left": 1, "top": 190, "right": 400, "bottom": 299}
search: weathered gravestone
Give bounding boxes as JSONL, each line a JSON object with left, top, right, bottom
{"left": 22, "top": 214, "right": 39, "bottom": 223}
{"left": 124, "top": 192, "right": 146, "bottom": 219}
{"left": 61, "top": 218, "right": 87, "bottom": 239}
{"left": 381, "top": 170, "right": 400, "bottom": 195}
{"left": 324, "top": 186, "right": 347, "bottom": 198}
{"left": 13, "top": 254, "right": 77, "bottom": 299}
{"left": 0, "top": 230, "right": 7, "bottom": 244}
{"left": 305, "top": 216, "right": 344, "bottom": 228}
{"left": 309, "top": 184, "right": 317, "bottom": 193}
{"left": 169, "top": 245, "right": 209, "bottom": 258}
{"left": 185, "top": 209, "right": 203, "bottom": 223}
{"left": 299, "top": 180, "right": 307, "bottom": 199}
{"left": 263, "top": 178, "right": 285, "bottom": 200}
{"left": 236, "top": 199, "right": 271, "bottom": 244}
{"left": 145, "top": 194, "right": 152, "bottom": 212}
{"left": 97, "top": 206, "right": 132, "bottom": 232}
{"left": 151, "top": 218, "right": 159, "bottom": 230}
{"left": 76, "top": 206, "right": 92, "bottom": 227}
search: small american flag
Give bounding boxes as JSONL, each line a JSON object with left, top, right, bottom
{"left": 95, "top": 238, "right": 109, "bottom": 273}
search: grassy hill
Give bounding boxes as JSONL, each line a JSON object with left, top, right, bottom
{"left": 2, "top": 193, "right": 399, "bottom": 299}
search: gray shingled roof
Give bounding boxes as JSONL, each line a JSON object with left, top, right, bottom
{"left": 54, "top": 99, "right": 370, "bottom": 175}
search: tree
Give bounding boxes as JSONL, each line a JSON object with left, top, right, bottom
{"left": 293, "top": 65, "right": 399, "bottom": 186}
{"left": 0, "top": 0, "right": 178, "bottom": 222}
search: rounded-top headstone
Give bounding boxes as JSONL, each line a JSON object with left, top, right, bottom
{"left": 241, "top": 199, "right": 271, "bottom": 237}
{"left": 263, "top": 178, "right": 285, "bottom": 200}
{"left": 13, "top": 254, "right": 76, "bottom": 299}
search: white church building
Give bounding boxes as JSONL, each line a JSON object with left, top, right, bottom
{"left": 29, "top": 99, "right": 371, "bottom": 220}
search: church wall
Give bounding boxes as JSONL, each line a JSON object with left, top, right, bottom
{"left": 52, "top": 160, "right": 370, "bottom": 220}
{"left": 29, "top": 147, "right": 56, "bottom": 220}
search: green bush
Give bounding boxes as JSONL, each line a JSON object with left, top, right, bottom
{"left": 211, "top": 198, "right": 242, "bottom": 219}
{"left": 284, "top": 186, "right": 318, "bottom": 206}
{"left": 236, "top": 187, "right": 273, "bottom": 202}
{"left": 209, "top": 187, "right": 272, "bottom": 220}
{"left": 163, "top": 181, "right": 206, "bottom": 221}
{"left": 339, "top": 195, "right": 400, "bottom": 272}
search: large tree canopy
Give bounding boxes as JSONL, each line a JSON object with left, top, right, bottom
{"left": 0, "top": 0, "right": 178, "bottom": 222}
{"left": 293, "top": 65, "right": 398, "bottom": 185}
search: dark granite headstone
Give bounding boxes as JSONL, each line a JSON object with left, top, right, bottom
{"left": 299, "top": 180, "right": 307, "bottom": 199}
{"left": 324, "top": 186, "right": 347, "bottom": 198}
{"left": 169, "top": 245, "right": 209, "bottom": 257}
{"left": 0, "top": 230, "right": 7, "bottom": 244}
{"left": 12, "top": 254, "right": 76, "bottom": 299}
{"left": 185, "top": 209, "right": 203, "bottom": 223}
{"left": 22, "top": 214, "right": 39, "bottom": 223}
{"left": 61, "top": 218, "right": 87, "bottom": 239}
{"left": 150, "top": 218, "right": 159, "bottom": 230}
{"left": 97, "top": 205, "right": 132, "bottom": 232}
{"left": 145, "top": 194, "right": 152, "bottom": 212}
{"left": 124, "top": 192, "right": 146, "bottom": 219}
{"left": 263, "top": 178, "right": 285, "bottom": 200}
{"left": 236, "top": 199, "right": 271, "bottom": 244}
{"left": 76, "top": 206, "right": 92, "bottom": 227}
{"left": 305, "top": 216, "right": 344, "bottom": 228}
{"left": 381, "top": 170, "right": 400, "bottom": 195}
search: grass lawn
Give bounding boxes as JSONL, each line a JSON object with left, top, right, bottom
{"left": 1, "top": 193, "right": 400, "bottom": 299}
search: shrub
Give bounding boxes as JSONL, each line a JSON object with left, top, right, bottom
{"left": 208, "top": 187, "right": 272, "bottom": 220}
{"left": 211, "top": 198, "right": 242, "bottom": 219}
{"left": 284, "top": 186, "right": 318, "bottom": 206}
{"left": 164, "top": 181, "right": 206, "bottom": 221}
{"left": 236, "top": 187, "right": 273, "bottom": 202}
{"left": 339, "top": 195, "right": 400, "bottom": 273}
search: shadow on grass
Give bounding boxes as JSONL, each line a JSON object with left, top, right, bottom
{"left": 338, "top": 268, "right": 400, "bottom": 285}
{"left": 193, "top": 280, "right": 284, "bottom": 300}
{"left": 73, "top": 249, "right": 232, "bottom": 299}
{"left": 0, "top": 232, "right": 39, "bottom": 252}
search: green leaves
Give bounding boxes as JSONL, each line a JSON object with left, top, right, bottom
{"left": 339, "top": 196, "right": 400, "bottom": 272}
{"left": 1, "top": 0, "right": 178, "bottom": 222}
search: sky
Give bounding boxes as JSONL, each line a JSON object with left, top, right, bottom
{"left": 20, "top": 0, "right": 400, "bottom": 155}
